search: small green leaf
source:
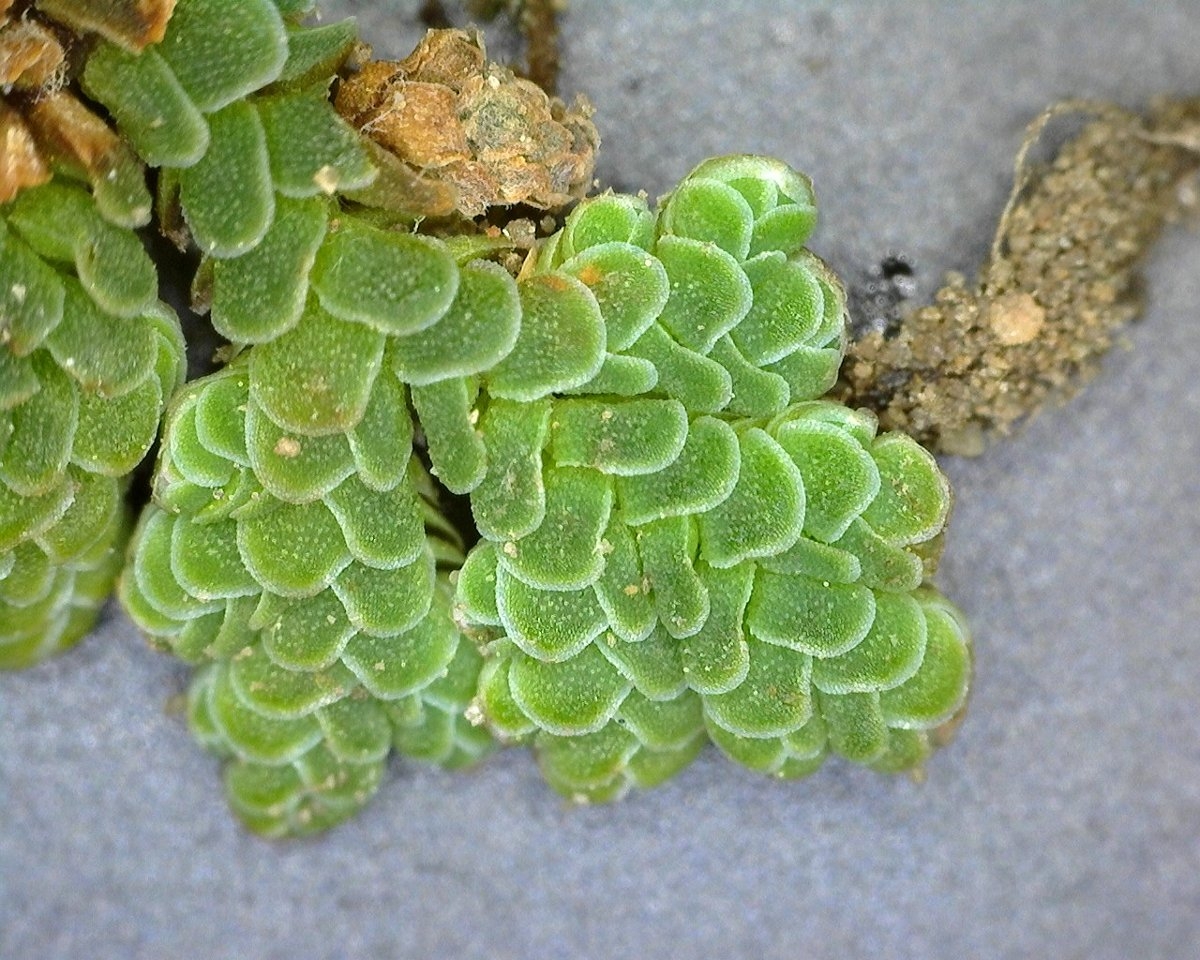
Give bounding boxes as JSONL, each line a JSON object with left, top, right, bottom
{"left": 706, "top": 722, "right": 786, "bottom": 773}
{"left": 497, "top": 566, "right": 607, "bottom": 662}
{"left": 508, "top": 643, "right": 631, "bottom": 736}
{"left": 879, "top": 596, "right": 971, "bottom": 728}
{"left": 499, "top": 466, "right": 613, "bottom": 591}
{"left": 48, "top": 281, "right": 157, "bottom": 398}
{"left": 476, "top": 652, "right": 537, "bottom": 740}
{"left": 774, "top": 417, "right": 880, "bottom": 543}
{"left": 170, "top": 515, "right": 258, "bottom": 601}
{"left": 563, "top": 353, "right": 658, "bottom": 397}
{"left": 708, "top": 335, "right": 790, "bottom": 419}
{"left": 393, "top": 259, "right": 520, "bottom": 385}
{"left": 699, "top": 428, "right": 804, "bottom": 568}
{"left": 679, "top": 561, "right": 754, "bottom": 695}
{"left": 74, "top": 220, "right": 158, "bottom": 319}
{"left": 34, "top": 469, "right": 119, "bottom": 564}
{"left": 659, "top": 178, "right": 754, "bottom": 259}
{"left": 0, "top": 542, "right": 54, "bottom": 607}
{"left": 208, "top": 664, "right": 322, "bottom": 764}
{"left": 0, "top": 229, "right": 64, "bottom": 356}
{"left": 237, "top": 498, "right": 350, "bottom": 597}
{"left": 750, "top": 204, "right": 819, "bottom": 259}
{"left": 253, "top": 588, "right": 355, "bottom": 671}
{"left": 250, "top": 294, "right": 385, "bottom": 436}
{"left": 346, "top": 370, "right": 412, "bottom": 491}
{"left": 178, "top": 100, "right": 275, "bottom": 257}
{"left": 228, "top": 643, "right": 355, "bottom": 718}
{"left": 860, "top": 433, "right": 952, "bottom": 546}
{"left": 275, "top": 20, "right": 358, "bottom": 88}
{"left": 472, "top": 398, "right": 551, "bottom": 541}
{"left": 332, "top": 552, "right": 434, "bottom": 637}
{"left": 317, "top": 697, "right": 393, "bottom": 764}
{"left": 811, "top": 591, "right": 927, "bottom": 694}
{"left": 758, "top": 535, "right": 861, "bottom": 583}
{"left": 410, "top": 378, "right": 486, "bottom": 495}
{"left": 654, "top": 236, "right": 752, "bottom": 354}
{"left": 325, "top": 473, "right": 425, "bottom": 570}
{"left": 0, "top": 353, "right": 40, "bottom": 414}
{"left": 488, "top": 274, "right": 605, "bottom": 401}
{"left": 537, "top": 725, "right": 638, "bottom": 791}
{"left": 592, "top": 522, "right": 655, "bottom": 643}
{"left": 342, "top": 601, "right": 458, "bottom": 698}
{"left": 0, "top": 353, "right": 77, "bottom": 497}
{"left": 732, "top": 253, "right": 824, "bottom": 365}
{"left": 619, "top": 689, "right": 705, "bottom": 749}
{"left": 211, "top": 195, "right": 328, "bottom": 343}
{"left": 596, "top": 628, "right": 686, "bottom": 701}
{"left": 311, "top": 220, "right": 459, "bottom": 335}
{"left": 192, "top": 370, "right": 250, "bottom": 466}
{"left": 703, "top": 637, "right": 812, "bottom": 738}
{"left": 246, "top": 401, "right": 355, "bottom": 503}
{"left": 748, "top": 570, "right": 876, "bottom": 657}
{"left": 129, "top": 509, "right": 223, "bottom": 621}
{"left": 167, "top": 400, "right": 235, "bottom": 489}
{"left": 817, "top": 689, "right": 887, "bottom": 763}
{"left": 454, "top": 541, "right": 502, "bottom": 627}
{"left": 168, "top": 608, "right": 224, "bottom": 662}
{"left": 157, "top": 0, "right": 288, "bottom": 113}
{"left": 617, "top": 416, "right": 739, "bottom": 525}
{"left": 624, "top": 323, "right": 732, "bottom": 414}
{"left": 559, "top": 242, "right": 669, "bottom": 351}
{"left": 561, "top": 193, "right": 655, "bottom": 260}
{"left": 550, "top": 398, "right": 688, "bottom": 477}
{"left": 832, "top": 517, "right": 923, "bottom": 593}
{"left": 258, "top": 87, "right": 376, "bottom": 197}
{"left": 636, "top": 516, "right": 709, "bottom": 640}
{"left": 82, "top": 43, "right": 210, "bottom": 168}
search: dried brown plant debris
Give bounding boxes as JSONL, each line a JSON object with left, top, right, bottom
{"left": 0, "top": 1, "right": 170, "bottom": 209}
{"left": 836, "top": 98, "right": 1200, "bottom": 456}
{"left": 34, "top": 0, "right": 175, "bottom": 53}
{"left": 335, "top": 27, "right": 597, "bottom": 220}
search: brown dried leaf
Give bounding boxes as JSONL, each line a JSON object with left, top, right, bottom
{"left": 23, "top": 89, "right": 140, "bottom": 190}
{"left": 0, "top": 100, "right": 51, "bottom": 203}
{"left": 0, "top": 18, "right": 65, "bottom": 89}
{"left": 35, "top": 0, "right": 176, "bottom": 53}
{"left": 336, "top": 28, "right": 597, "bottom": 220}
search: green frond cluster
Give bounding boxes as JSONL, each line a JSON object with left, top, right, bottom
{"left": 81, "top": 0, "right": 381, "bottom": 335}
{"left": 1, "top": 180, "right": 185, "bottom": 668}
{"left": 120, "top": 364, "right": 493, "bottom": 835}
{"left": 449, "top": 157, "right": 969, "bottom": 799}
{"left": 4, "top": 0, "right": 973, "bottom": 836}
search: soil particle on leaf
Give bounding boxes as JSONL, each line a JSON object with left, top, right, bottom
{"left": 836, "top": 98, "right": 1200, "bottom": 456}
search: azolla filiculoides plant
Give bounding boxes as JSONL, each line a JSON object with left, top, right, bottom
{"left": 1, "top": 0, "right": 969, "bottom": 836}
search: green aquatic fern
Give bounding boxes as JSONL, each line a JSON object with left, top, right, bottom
{"left": 445, "top": 157, "right": 968, "bottom": 799}
{"left": 0, "top": 0, "right": 972, "bottom": 835}
{"left": 121, "top": 364, "right": 494, "bottom": 834}
{"left": 1, "top": 180, "right": 185, "bottom": 668}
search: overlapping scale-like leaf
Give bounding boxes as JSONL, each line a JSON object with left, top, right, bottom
{"left": 431, "top": 157, "right": 967, "bottom": 799}
{"left": 2, "top": 180, "right": 185, "bottom": 669}
{"left": 121, "top": 363, "right": 495, "bottom": 834}
{"left": 525, "top": 156, "right": 846, "bottom": 420}
{"left": 81, "top": 0, "right": 380, "bottom": 355}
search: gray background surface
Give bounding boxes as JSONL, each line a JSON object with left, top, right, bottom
{"left": 4, "top": 2, "right": 1199, "bottom": 957}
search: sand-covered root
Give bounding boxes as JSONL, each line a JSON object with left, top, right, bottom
{"left": 836, "top": 98, "right": 1200, "bottom": 456}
